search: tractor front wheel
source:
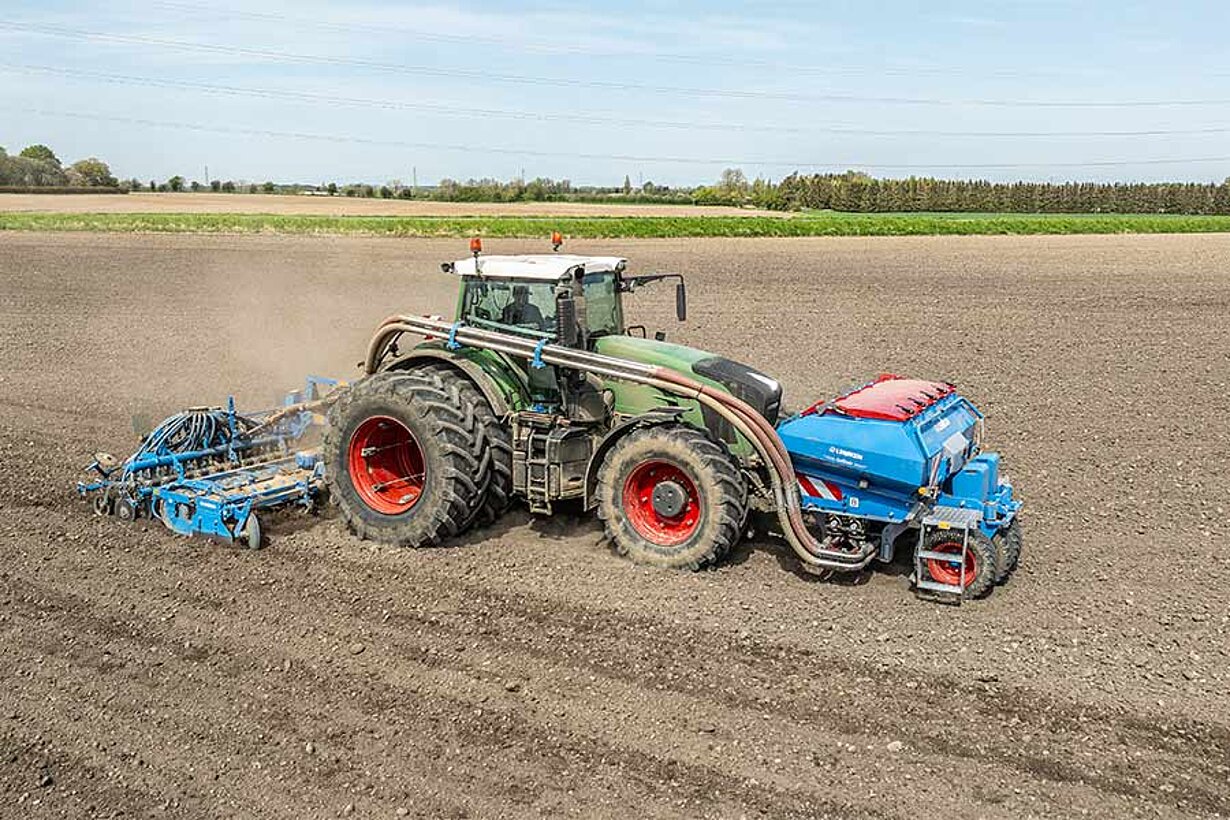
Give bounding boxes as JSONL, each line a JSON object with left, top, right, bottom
{"left": 323, "top": 371, "right": 486, "bottom": 547}
{"left": 596, "top": 425, "right": 746, "bottom": 570}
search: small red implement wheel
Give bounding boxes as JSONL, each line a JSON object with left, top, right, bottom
{"left": 622, "top": 460, "right": 702, "bottom": 547}
{"left": 922, "top": 529, "right": 997, "bottom": 599}
{"left": 347, "top": 415, "right": 425, "bottom": 515}
{"left": 926, "top": 538, "right": 976, "bottom": 588}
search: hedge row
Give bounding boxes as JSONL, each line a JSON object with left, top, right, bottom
{"left": 0, "top": 186, "right": 126, "bottom": 195}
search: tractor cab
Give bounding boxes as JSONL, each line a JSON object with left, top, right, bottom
{"left": 443, "top": 244, "right": 687, "bottom": 342}
{"left": 439, "top": 249, "right": 692, "bottom": 415}
{"left": 432, "top": 243, "right": 776, "bottom": 440}
{"left": 444, "top": 253, "right": 635, "bottom": 348}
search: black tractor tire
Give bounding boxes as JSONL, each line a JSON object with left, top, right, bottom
{"left": 921, "top": 529, "right": 997, "bottom": 600}
{"left": 323, "top": 371, "right": 487, "bottom": 547}
{"left": 397, "top": 362, "right": 513, "bottom": 529}
{"left": 995, "top": 519, "right": 1023, "bottom": 582}
{"left": 596, "top": 424, "right": 747, "bottom": 571}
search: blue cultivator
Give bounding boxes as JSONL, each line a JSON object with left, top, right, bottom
{"left": 78, "top": 377, "right": 341, "bottom": 549}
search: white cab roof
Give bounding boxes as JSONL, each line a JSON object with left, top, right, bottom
{"left": 448, "top": 254, "right": 627, "bottom": 281}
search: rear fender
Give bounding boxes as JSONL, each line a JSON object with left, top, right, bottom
{"left": 385, "top": 346, "right": 528, "bottom": 415}
{"left": 582, "top": 407, "right": 688, "bottom": 509}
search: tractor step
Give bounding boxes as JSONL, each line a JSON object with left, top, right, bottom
{"left": 917, "top": 549, "right": 968, "bottom": 562}
{"left": 511, "top": 413, "right": 594, "bottom": 515}
{"left": 914, "top": 578, "right": 966, "bottom": 596}
{"left": 921, "top": 506, "right": 983, "bottom": 529}
{"left": 913, "top": 505, "right": 977, "bottom": 601}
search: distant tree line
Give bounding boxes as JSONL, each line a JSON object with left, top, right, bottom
{"left": 0, "top": 144, "right": 118, "bottom": 188}
{"left": 8, "top": 141, "right": 1228, "bottom": 215}
{"left": 261, "top": 176, "right": 695, "bottom": 203}
{"left": 433, "top": 177, "right": 578, "bottom": 202}
{"left": 176, "top": 170, "right": 1230, "bottom": 213}
{"left": 682, "top": 169, "right": 1230, "bottom": 214}
{"left": 766, "top": 171, "right": 1230, "bottom": 214}
{"left": 128, "top": 176, "right": 280, "bottom": 194}
{"left": 408, "top": 176, "right": 693, "bottom": 204}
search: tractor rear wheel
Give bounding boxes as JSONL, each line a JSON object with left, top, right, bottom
{"left": 398, "top": 362, "right": 513, "bottom": 529}
{"left": 921, "top": 529, "right": 997, "bottom": 599}
{"left": 323, "top": 371, "right": 487, "bottom": 547}
{"left": 596, "top": 424, "right": 746, "bottom": 570}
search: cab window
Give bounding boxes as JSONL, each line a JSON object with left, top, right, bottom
{"left": 461, "top": 279, "right": 557, "bottom": 337}
{"left": 583, "top": 272, "right": 623, "bottom": 337}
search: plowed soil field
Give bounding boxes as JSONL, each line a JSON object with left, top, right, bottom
{"left": 1, "top": 232, "right": 1227, "bottom": 819}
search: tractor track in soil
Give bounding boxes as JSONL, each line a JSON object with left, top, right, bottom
{"left": 1, "top": 232, "right": 1228, "bottom": 818}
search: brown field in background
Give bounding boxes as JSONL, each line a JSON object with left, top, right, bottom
{"left": 1, "top": 232, "right": 1227, "bottom": 818}
{"left": 0, "top": 191, "right": 786, "bottom": 217}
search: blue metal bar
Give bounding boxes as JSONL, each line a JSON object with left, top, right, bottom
{"left": 447, "top": 321, "right": 464, "bottom": 350}
{"left": 121, "top": 433, "right": 288, "bottom": 475}
{"left": 531, "top": 338, "right": 549, "bottom": 370}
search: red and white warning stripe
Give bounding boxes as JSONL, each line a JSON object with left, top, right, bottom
{"left": 796, "top": 473, "right": 843, "bottom": 501}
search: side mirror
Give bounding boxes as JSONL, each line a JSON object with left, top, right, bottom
{"left": 675, "top": 282, "right": 687, "bottom": 322}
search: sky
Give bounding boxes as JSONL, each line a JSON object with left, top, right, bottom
{"left": 1, "top": 0, "right": 1228, "bottom": 187}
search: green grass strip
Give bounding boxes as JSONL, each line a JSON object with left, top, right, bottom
{"left": 3, "top": 211, "right": 1230, "bottom": 237}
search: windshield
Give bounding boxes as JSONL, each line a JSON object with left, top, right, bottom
{"left": 583, "top": 272, "right": 622, "bottom": 337}
{"left": 461, "top": 278, "right": 557, "bottom": 337}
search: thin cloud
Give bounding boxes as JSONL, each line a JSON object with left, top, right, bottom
{"left": 947, "top": 15, "right": 1008, "bottom": 29}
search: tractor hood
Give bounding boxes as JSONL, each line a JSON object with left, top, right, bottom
{"left": 592, "top": 335, "right": 783, "bottom": 424}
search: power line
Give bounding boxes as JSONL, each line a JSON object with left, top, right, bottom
{"left": 3, "top": 19, "right": 1229, "bottom": 109}
{"left": 13, "top": 107, "right": 1230, "bottom": 171}
{"left": 9, "top": 63, "right": 1230, "bottom": 139}
{"left": 147, "top": 0, "right": 1110, "bottom": 82}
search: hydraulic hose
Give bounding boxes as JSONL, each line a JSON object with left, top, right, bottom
{"left": 365, "top": 316, "right": 876, "bottom": 571}
{"left": 654, "top": 370, "right": 876, "bottom": 571}
{"left": 243, "top": 394, "right": 341, "bottom": 438}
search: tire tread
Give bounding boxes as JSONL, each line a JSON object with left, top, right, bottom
{"left": 324, "top": 370, "right": 489, "bottom": 547}
{"left": 595, "top": 424, "right": 746, "bottom": 571}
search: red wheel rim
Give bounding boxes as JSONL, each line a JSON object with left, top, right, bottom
{"left": 622, "top": 459, "right": 702, "bottom": 546}
{"left": 347, "top": 415, "right": 425, "bottom": 515}
{"left": 926, "top": 539, "right": 976, "bottom": 588}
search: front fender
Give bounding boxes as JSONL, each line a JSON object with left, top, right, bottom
{"left": 582, "top": 407, "right": 688, "bottom": 509}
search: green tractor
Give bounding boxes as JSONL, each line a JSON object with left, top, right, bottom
{"left": 323, "top": 240, "right": 779, "bottom": 569}
{"left": 324, "top": 239, "right": 1023, "bottom": 599}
